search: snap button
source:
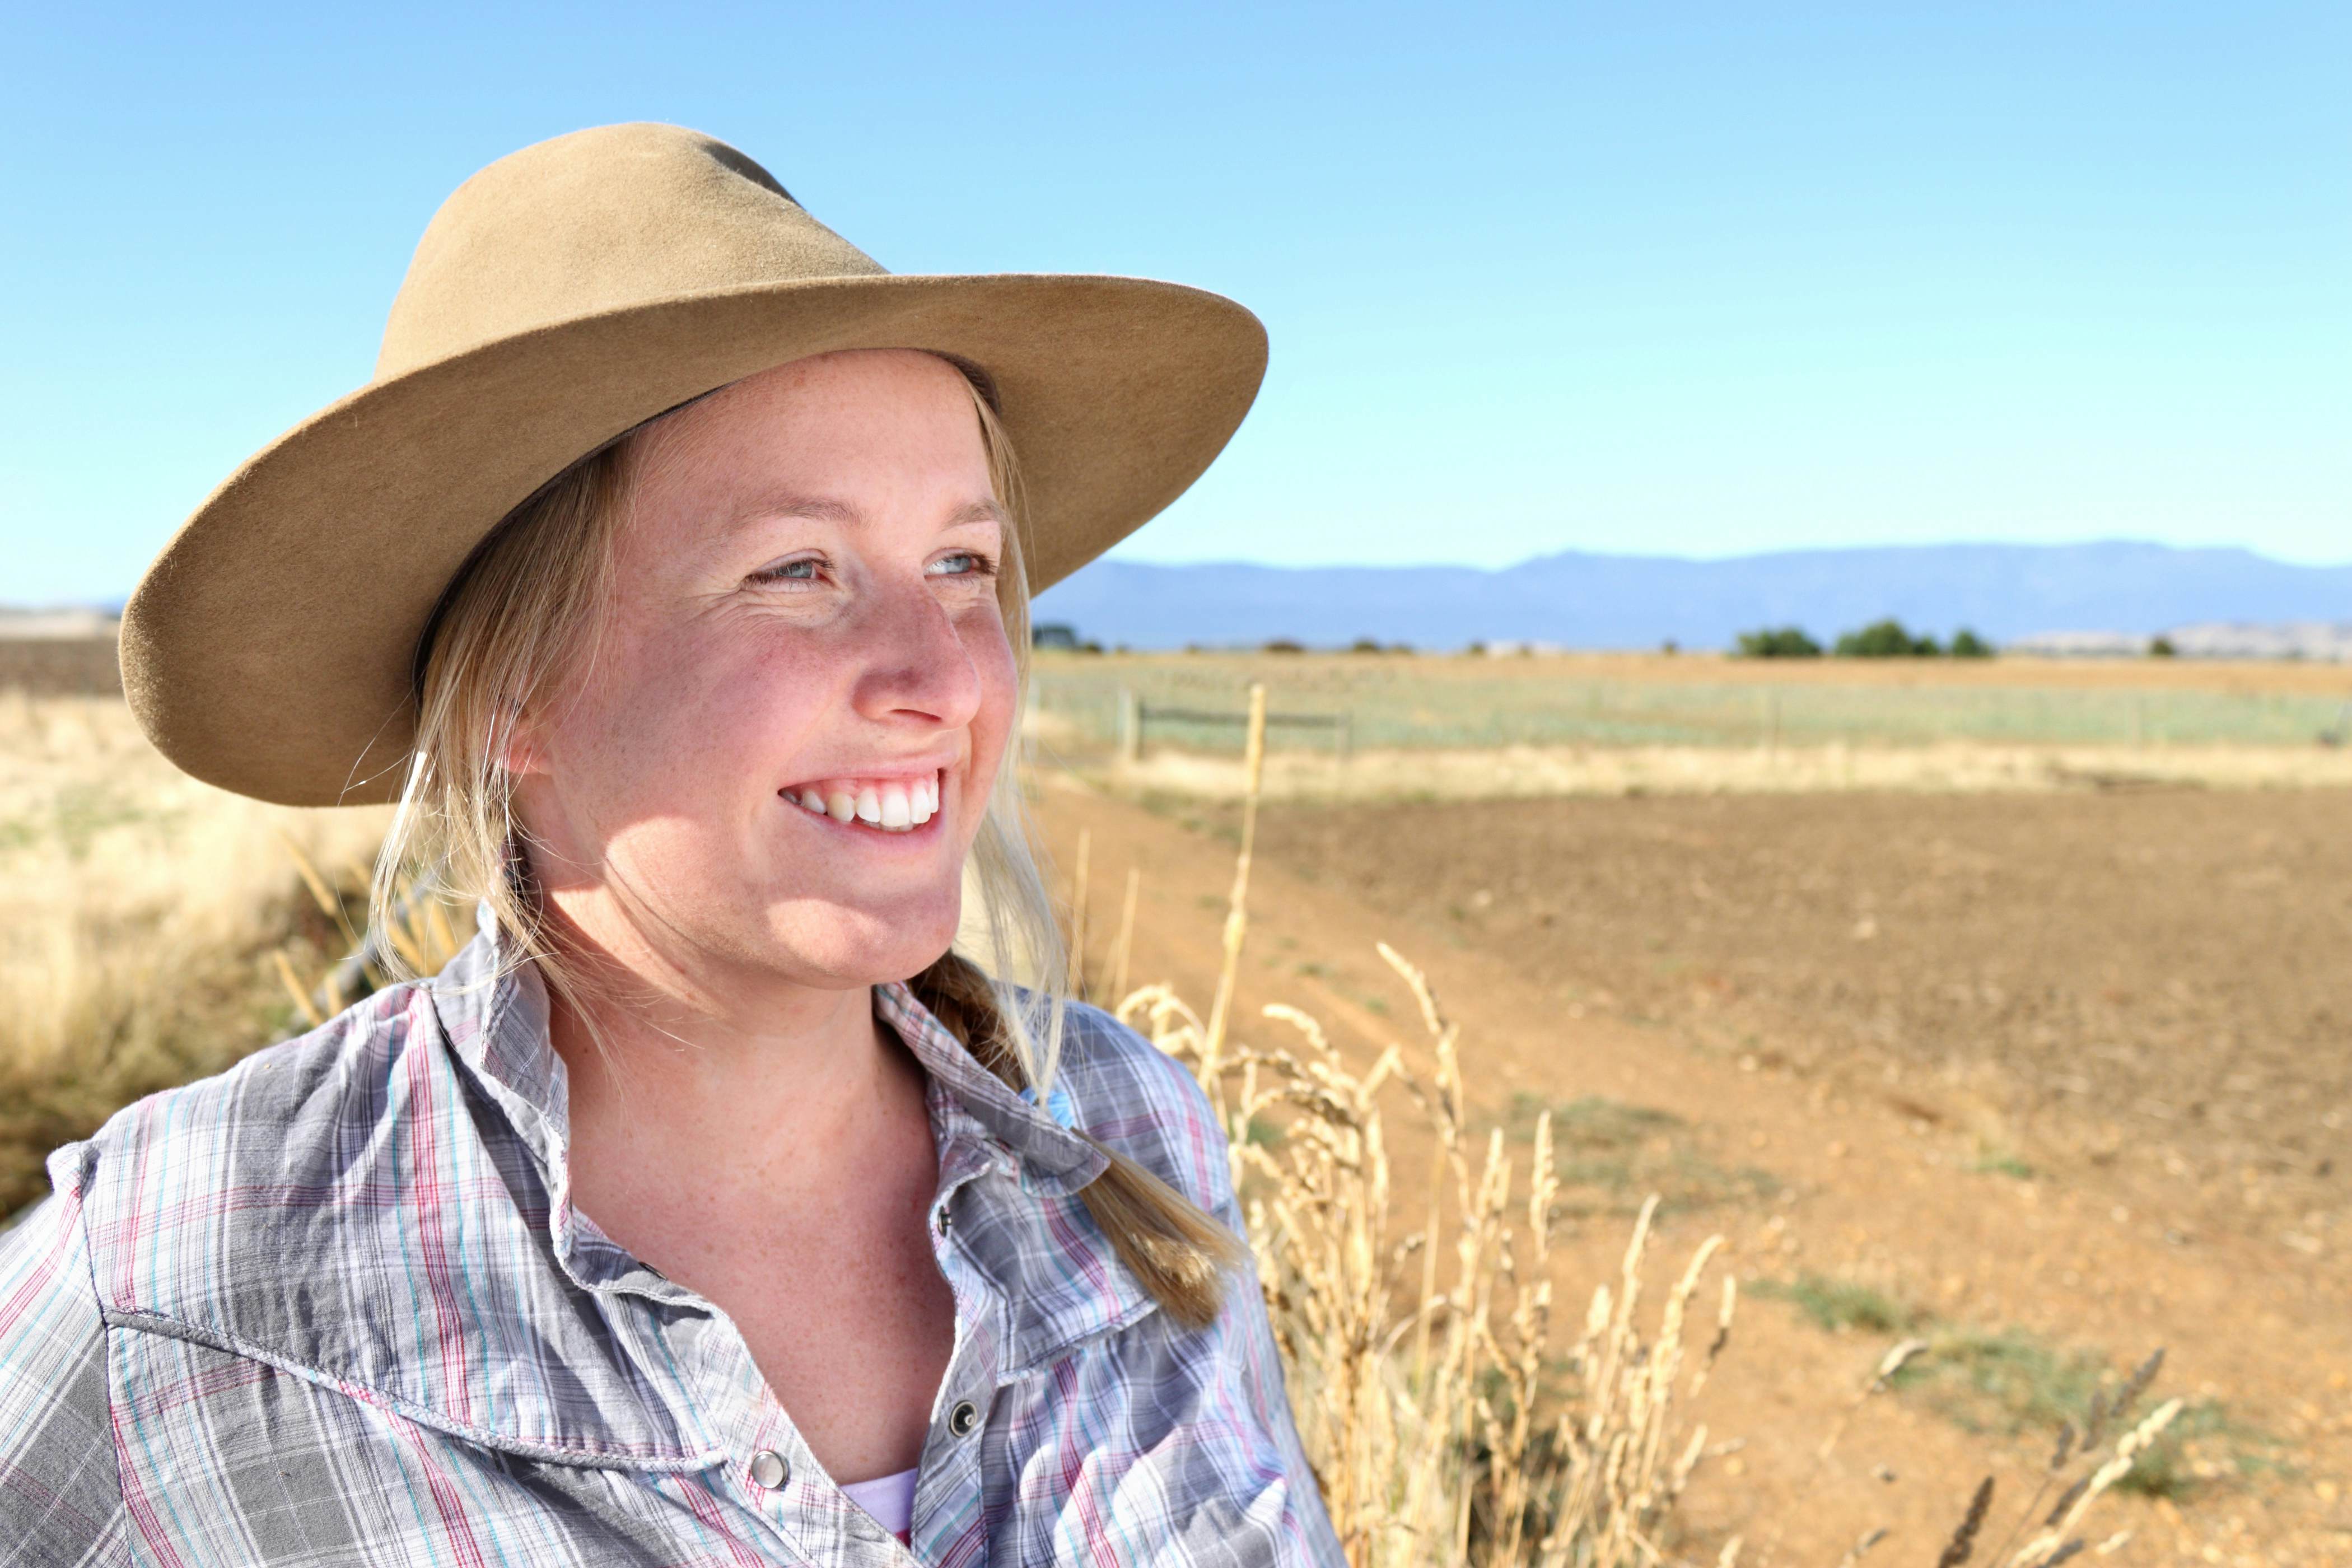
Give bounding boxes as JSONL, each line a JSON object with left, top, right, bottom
{"left": 748, "top": 1449, "right": 788, "bottom": 1489}
{"left": 948, "top": 1399, "right": 980, "bottom": 1437}
{"left": 936, "top": 1205, "right": 952, "bottom": 1235}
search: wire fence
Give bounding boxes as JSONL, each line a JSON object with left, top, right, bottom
{"left": 1030, "top": 661, "right": 2352, "bottom": 755}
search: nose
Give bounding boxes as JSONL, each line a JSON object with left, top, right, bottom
{"left": 847, "top": 572, "right": 986, "bottom": 732}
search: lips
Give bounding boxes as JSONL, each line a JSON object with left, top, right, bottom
{"left": 779, "top": 770, "right": 943, "bottom": 833}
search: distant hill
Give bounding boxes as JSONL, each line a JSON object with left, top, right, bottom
{"left": 1034, "top": 542, "right": 2352, "bottom": 652}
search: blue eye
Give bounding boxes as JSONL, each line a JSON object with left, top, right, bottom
{"left": 929, "top": 551, "right": 993, "bottom": 578}
{"left": 753, "top": 557, "right": 822, "bottom": 584}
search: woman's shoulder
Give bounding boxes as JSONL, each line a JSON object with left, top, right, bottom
{"left": 1047, "top": 1000, "right": 1235, "bottom": 1214}
{"left": 26, "top": 978, "right": 442, "bottom": 1313}
{"left": 80, "top": 976, "right": 430, "bottom": 1154}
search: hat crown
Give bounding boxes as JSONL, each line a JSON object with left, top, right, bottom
{"left": 376, "top": 123, "right": 885, "bottom": 380}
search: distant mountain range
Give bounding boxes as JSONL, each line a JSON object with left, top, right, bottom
{"left": 1033, "top": 542, "right": 2352, "bottom": 652}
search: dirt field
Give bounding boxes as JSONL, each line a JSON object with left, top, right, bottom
{"left": 0, "top": 635, "right": 122, "bottom": 697}
{"left": 1036, "top": 775, "right": 2352, "bottom": 1565}
{"left": 1249, "top": 789, "right": 2352, "bottom": 1248}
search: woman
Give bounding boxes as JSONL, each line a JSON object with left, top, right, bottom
{"left": 0, "top": 123, "right": 1342, "bottom": 1567}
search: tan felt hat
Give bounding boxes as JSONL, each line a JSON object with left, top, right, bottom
{"left": 120, "top": 122, "right": 1266, "bottom": 807}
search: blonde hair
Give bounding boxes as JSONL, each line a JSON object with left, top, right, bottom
{"left": 372, "top": 362, "right": 1240, "bottom": 1327}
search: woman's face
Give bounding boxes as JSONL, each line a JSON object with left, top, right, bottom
{"left": 510, "top": 349, "right": 1019, "bottom": 1001}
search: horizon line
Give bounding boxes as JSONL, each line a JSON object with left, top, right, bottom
{"left": 1077, "top": 537, "right": 2352, "bottom": 578}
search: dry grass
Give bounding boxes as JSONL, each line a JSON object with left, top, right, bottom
{"left": 1038, "top": 648, "right": 2352, "bottom": 699}
{"left": 1091, "top": 739, "right": 2352, "bottom": 803}
{"left": 0, "top": 693, "right": 388, "bottom": 1211}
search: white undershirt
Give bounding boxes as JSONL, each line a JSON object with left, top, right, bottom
{"left": 840, "top": 1467, "right": 919, "bottom": 1539}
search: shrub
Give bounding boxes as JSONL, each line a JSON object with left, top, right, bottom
{"left": 1833, "top": 618, "right": 1939, "bottom": 657}
{"left": 1949, "top": 628, "right": 1995, "bottom": 658}
{"left": 2148, "top": 634, "right": 2177, "bottom": 657}
{"left": 1262, "top": 637, "right": 1306, "bottom": 655}
{"left": 1734, "top": 627, "right": 1822, "bottom": 659}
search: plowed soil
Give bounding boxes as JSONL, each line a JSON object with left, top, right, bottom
{"left": 1035, "top": 777, "right": 2352, "bottom": 1566}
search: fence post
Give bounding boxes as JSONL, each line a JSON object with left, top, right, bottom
{"left": 1118, "top": 687, "right": 1141, "bottom": 764}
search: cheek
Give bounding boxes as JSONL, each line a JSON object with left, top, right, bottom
{"left": 967, "top": 621, "right": 1021, "bottom": 765}
{"left": 562, "top": 628, "right": 826, "bottom": 824}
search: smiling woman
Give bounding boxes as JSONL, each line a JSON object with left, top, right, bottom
{"left": 0, "top": 124, "right": 1339, "bottom": 1566}
{"left": 395, "top": 352, "right": 1041, "bottom": 1051}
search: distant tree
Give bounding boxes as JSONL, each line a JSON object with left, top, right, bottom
{"left": 1949, "top": 628, "right": 1995, "bottom": 658}
{"left": 1465, "top": 640, "right": 1488, "bottom": 656}
{"left": 2148, "top": 634, "right": 2177, "bottom": 657}
{"left": 1660, "top": 638, "right": 1680, "bottom": 656}
{"left": 1348, "top": 636, "right": 1383, "bottom": 654}
{"left": 1833, "top": 618, "right": 1939, "bottom": 657}
{"left": 1734, "top": 626, "right": 1822, "bottom": 658}
{"left": 1262, "top": 637, "right": 1306, "bottom": 655}
{"left": 1032, "top": 622, "right": 1080, "bottom": 650}
{"left": 1388, "top": 641, "right": 1416, "bottom": 655}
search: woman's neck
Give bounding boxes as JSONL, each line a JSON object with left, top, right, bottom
{"left": 533, "top": 903, "right": 958, "bottom": 1483}
{"left": 535, "top": 900, "right": 922, "bottom": 1206}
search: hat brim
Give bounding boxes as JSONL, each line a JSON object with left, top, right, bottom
{"left": 120, "top": 272, "right": 1266, "bottom": 806}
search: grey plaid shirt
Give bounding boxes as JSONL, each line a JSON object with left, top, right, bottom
{"left": 0, "top": 911, "right": 1343, "bottom": 1567}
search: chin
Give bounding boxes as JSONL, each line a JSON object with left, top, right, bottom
{"left": 767, "top": 895, "right": 962, "bottom": 987}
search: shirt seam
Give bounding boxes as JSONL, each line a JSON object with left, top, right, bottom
{"left": 96, "top": 1306, "right": 720, "bottom": 1471}
{"left": 63, "top": 1167, "right": 139, "bottom": 1567}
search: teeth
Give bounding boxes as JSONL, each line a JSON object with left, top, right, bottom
{"left": 792, "top": 775, "right": 944, "bottom": 832}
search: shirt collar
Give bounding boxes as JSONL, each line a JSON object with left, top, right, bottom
{"left": 430, "top": 902, "right": 1110, "bottom": 1210}
{"left": 424, "top": 906, "right": 1155, "bottom": 1402}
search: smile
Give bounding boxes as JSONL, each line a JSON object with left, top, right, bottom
{"left": 778, "top": 770, "right": 944, "bottom": 834}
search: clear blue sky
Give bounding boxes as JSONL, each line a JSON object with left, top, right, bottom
{"left": 3, "top": 2, "right": 2344, "bottom": 605}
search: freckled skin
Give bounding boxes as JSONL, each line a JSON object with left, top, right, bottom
{"left": 503, "top": 350, "right": 1014, "bottom": 1484}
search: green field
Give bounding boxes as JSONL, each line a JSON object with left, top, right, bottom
{"left": 1030, "top": 652, "right": 2352, "bottom": 755}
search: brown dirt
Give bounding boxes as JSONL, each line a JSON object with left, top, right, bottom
{"left": 1033, "top": 776, "right": 2352, "bottom": 1566}
{"left": 0, "top": 637, "right": 122, "bottom": 697}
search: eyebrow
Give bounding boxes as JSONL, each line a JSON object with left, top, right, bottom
{"left": 746, "top": 494, "right": 1009, "bottom": 531}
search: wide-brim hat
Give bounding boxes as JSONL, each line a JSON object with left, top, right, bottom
{"left": 120, "top": 122, "right": 1266, "bottom": 806}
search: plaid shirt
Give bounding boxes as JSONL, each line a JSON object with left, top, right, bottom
{"left": 0, "top": 911, "right": 1343, "bottom": 1567}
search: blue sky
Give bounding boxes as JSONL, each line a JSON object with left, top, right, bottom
{"left": 2, "top": 2, "right": 2344, "bottom": 604}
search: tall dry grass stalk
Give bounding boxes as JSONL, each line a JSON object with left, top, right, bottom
{"left": 1125, "top": 962, "right": 1743, "bottom": 1566}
